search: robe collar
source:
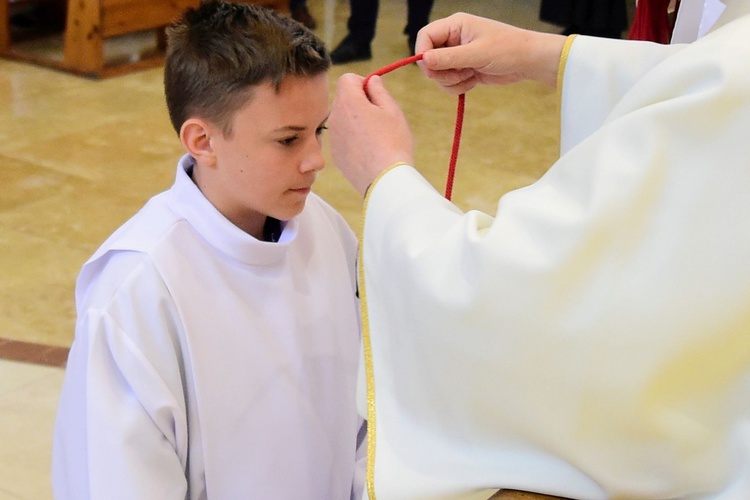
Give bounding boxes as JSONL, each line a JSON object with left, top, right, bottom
{"left": 167, "top": 154, "right": 298, "bottom": 266}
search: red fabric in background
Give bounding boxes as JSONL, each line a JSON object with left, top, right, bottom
{"left": 628, "top": 0, "right": 681, "bottom": 43}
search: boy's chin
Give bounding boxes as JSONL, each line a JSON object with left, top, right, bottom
{"left": 272, "top": 200, "right": 307, "bottom": 222}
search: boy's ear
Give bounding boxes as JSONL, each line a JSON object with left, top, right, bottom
{"left": 180, "top": 118, "right": 217, "bottom": 166}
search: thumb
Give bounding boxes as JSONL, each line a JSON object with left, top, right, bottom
{"left": 422, "top": 44, "right": 476, "bottom": 72}
{"left": 363, "top": 75, "right": 396, "bottom": 108}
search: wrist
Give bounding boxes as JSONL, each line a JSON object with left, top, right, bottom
{"left": 524, "top": 32, "right": 567, "bottom": 87}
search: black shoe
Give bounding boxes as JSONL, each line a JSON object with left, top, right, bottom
{"left": 291, "top": 5, "right": 316, "bottom": 30}
{"left": 330, "top": 35, "right": 372, "bottom": 64}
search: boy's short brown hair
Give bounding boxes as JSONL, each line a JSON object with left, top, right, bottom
{"left": 164, "top": 0, "right": 330, "bottom": 137}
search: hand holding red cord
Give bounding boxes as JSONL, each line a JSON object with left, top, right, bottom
{"left": 363, "top": 53, "right": 464, "bottom": 201}
{"left": 416, "top": 12, "right": 566, "bottom": 91}
{"left": 329, "top": 13, "right": 566, "bottom": 199}
{"left": 330, "top": 54, "right": 465, "bottom": 200}
{"left": 329, "top": 72, "right": 415, "bottom": 196}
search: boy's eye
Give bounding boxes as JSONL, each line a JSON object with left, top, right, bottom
{"left": 279, "top": 136, "right": 298, "bottom": 146}
{"left": 316, "top": 125, "right": 328, "bottom": 136}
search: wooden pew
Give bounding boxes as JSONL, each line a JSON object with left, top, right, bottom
{"left": 0, "top": 0, "right": 291, "bottom": 78}
{"left": 62, "top": 0, "right": 196, "bottom": 77}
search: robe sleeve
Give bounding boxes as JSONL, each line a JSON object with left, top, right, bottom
{"left": 53, "top": 253, "right": 190, "bottom": 500}
{"left": 560, "top": 36, "right": 684, "bottom": 154}
{"left": 358, "top": 15, "right": 750, "bottom": 499}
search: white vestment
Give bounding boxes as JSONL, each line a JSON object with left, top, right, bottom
{"left": 53, "top": 155, "right": 365, "bottom": 499}
{"left": 357, "top": 7, "right": 750, "bottom": 500}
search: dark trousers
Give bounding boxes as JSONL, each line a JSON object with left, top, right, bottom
{"left": 347, "top": 0, "right": 435, "bottom": 44}
{"left": 540, "top": 0, "right": 628, "bottom": 37}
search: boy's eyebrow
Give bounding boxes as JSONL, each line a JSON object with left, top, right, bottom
{"left": 273, "top": 125, "right": 307, "bottom": 132}
{"left": 272, "top": 115, "right": 330, "bottom": 133}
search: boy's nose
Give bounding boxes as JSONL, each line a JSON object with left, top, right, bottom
{"left": 300, "top": 141, "right": 326, "bottom": 173}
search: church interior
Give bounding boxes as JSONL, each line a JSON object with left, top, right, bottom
{"left": 1, "top": 0, "right": 585, "bottom": 497}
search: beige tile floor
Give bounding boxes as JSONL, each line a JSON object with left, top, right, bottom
{"left": 0, "top": 0, "right": 561, "bottom": 498}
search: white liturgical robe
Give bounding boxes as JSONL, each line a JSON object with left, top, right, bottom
{"left": 357, "top": 4, "right": 750, "bottom": 500}
{"left": 53, "top": 155, "right": 365, "bottom": 499}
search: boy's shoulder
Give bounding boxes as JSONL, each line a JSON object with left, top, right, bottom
{"left": 91, "top": 192, "right": 180, "bottom": 261}
{"left": 75, "top": 192, "right": 185, "bottom": 306}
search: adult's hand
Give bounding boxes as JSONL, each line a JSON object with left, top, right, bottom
{"left": 416, "top": 12, "right": 567, "bottom": 93}
{"left": 328, "top": 73, "right": 414, "bottom": 196}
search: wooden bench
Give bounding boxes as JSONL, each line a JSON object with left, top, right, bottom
{"left": 0, "top": 0, "right": 291, "bottom": 78}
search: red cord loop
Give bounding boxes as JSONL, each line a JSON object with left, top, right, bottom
{"left": 363, "top": 54, "right": 465, "bottom": 201}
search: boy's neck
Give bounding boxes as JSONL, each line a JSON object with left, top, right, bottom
{"left": 262, "top": 217, "right": 282, "bottom": 243}
{"left": 189, "top": 161, "right": 272, "bottom": 241}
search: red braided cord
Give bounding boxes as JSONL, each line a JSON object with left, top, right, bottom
{"left": 363, "top": 53, "right": 423, "bottom": 91}
{"left": 445, "top": 93, "right": 465, "bottom": 201}
{"left": 363, "top": 54, "right": 465, "bottom": 200}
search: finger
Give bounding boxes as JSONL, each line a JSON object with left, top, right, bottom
{"left": 414, "top": 27, "right": 431, "bottom": 55}
{"left": 336, "top": 72, "right": 366, "bottom": 94}
{"left": 333, "top": 73, "right": 367, "bottom": 111}
{"left": 422, "top": 44, "right": 484, "bottom": 73}
{"left": 441, "top": 74, "right": 478, "bottom": 95}
{"left": 416, "top": 13, "right": 471, "bottom": 53}
{"left": 420, "top": 66, "right": 475, "bottom": 87}
{"left": 415, "top": 17, "right": 452, "bottom": 53}
{"left": 362, "top": 75, "right": 395, "bottom": 109}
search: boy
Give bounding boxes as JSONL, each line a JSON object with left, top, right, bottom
{"left": 52, "top": 2, "right": 365, "bottom": 498}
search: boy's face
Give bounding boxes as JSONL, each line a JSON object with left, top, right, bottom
{"left": 199, "top": 73, "right": 329, "bottom": 238}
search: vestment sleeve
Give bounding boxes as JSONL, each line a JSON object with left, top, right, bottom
{"left": 560, "top": 36, "right": 684, "bottom": 154}
{"left": 357, "top": 16, "right": 750, "bottom": 497}
{"left": 53, "top": 255, "right": 189, "bottom": 499}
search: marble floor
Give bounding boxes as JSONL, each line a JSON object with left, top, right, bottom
{"left": 0, "top": 0, "right": 561, "bottom": 497}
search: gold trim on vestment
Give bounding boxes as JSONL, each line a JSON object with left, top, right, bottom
{"left": 557, "top": 35, "right": 577, "bottom": 112}
{"left": 359, "top": 162, "right": 408, "bottom": 500}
